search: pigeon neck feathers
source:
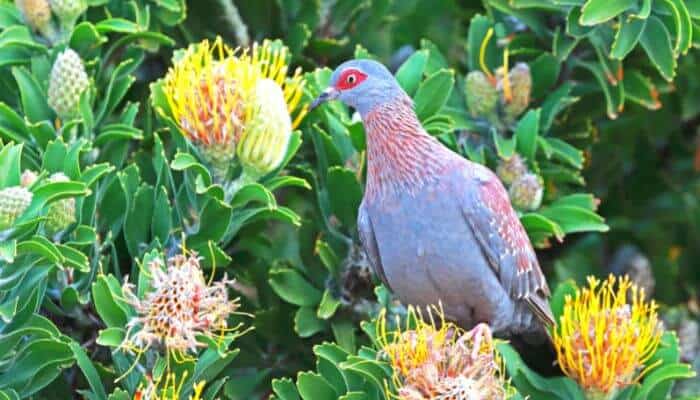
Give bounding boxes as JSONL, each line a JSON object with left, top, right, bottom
{"left": 363, "top": 94, "right": 455, "bottom": 200}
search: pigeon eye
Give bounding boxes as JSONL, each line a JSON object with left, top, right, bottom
{"left": 346, "top": 74, "right": 356, "bottom": 85}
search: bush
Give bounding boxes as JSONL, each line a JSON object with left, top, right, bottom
{"left": 0, "top": 0, "right": 697, "bottom": 399}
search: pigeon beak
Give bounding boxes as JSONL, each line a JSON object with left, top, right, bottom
{"left": 309, "top": 87, "right": 340, "bottom": 111}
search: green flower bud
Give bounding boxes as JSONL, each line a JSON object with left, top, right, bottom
{"left": 499, "top": 62, "right": 531, "bottom": 124}
{"left": 48, "top": 48, "right": 89, "bottom": 119}
{"left": 509, "top": 173, "right": 543, "bottom": 211}
{"left": 0, "top": 186, "right": 33, "bottom": 230}
{"left": 237, "top": 79, "right": 292, "bottom": 178}
{"left": 49, "top": 0, "right": 86, "bottom": 30}
{"left": 45, "top": 172, "right": 76, "bottom": 235}
{"left": 496, "top": 154, "right": 528, "bottom": 186}
{"left": 15, "top": 0, "right": 54, "bottom": 38}
{"left": 465, "top": 71, "right": 498, "bottom": 119}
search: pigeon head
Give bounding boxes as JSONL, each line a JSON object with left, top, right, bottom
{"left": 310, "top": 59, "right": 407, "bottom": 117}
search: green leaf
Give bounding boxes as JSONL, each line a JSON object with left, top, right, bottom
{"left": 550, "top": 193, "right": 599, "bottom": 211}
{"left": 230, "top": 183, "right": 276, "bottom": 209}
{"left": 70, "top": 22, "right": 106, "bottom": 58}
{"left": 549, "top": 280, "right": 577, "bottom": 322}
{"left": 69, "top": 341, "right": 107, "bottom": 400}
{"left": 331, "top": 319, "right": 356, "bottom": 353}
{"left": 611, "top": 16, "right": 646, "bottom": 59}
{"left": 315, "top": 240, "right": 340, "bottom": 275}
{"left": 623, "top": 70, "right": 662, "bottom": 110}
{"left": 640, "top": 16, "right": 677, "bottom": 81}
{"left": 95, "top": 18, "right": 140, "bottom": 34}
{"left": 633, "top": 364, "right": 695, "bottom": 399}
{"left": 151, "top": 186, "right": 171, "bottom": 244}
{"left": 0, "top": 103, "right": 30, "bottom": 143}
{"left": 11, "top": 66, "right": 52, "bottom": 123}
{"left": 0, "top": 142, "right": 22, "bottom": 187}
{"left": 515, "top": 109, "right": 540, "bottom": 160}
{"left": 546, "top": 138, "right": 584, "bottom": 169}
{"left": 91, "top": 275, "right": 128, "bottom": 328}
{"left": 123, "top": 184, "right": 154, "bottom": 258}
{"left": 661, "top": 0, "right": 693, "bottom": 55}
{"left": 497, "top": 342, "right": 585, "bottom": 399}
{"left": 189, "top": 198, "right": 232, "bottom": 247}
{"left": 521, "top": 213, "right": 565, "bottom": 242}
{"left": 566, "top": 7, "right": 594, "bottom": 37}
{"left": 94, "top": 124, "right": 143, "bottom": 145}
{"left": 327, "top": 167, "right": 362, "bottom": 229}
{"left": 467, "top": 14, "right": 498, "bottom": 71}
{"left": 269, "top": 268, "right": 323, "bottom": 307}
{"left": 296, "top": 372, "right": 338, "bottom": 400}
{"left": 538, "top": 205, "right": 609, "bottom": 234}
{"left": 294, "top": 307, "right": 326, "bottom": 338}
{"left": 493, "top": 129, "right": 516, "bottom": 159}
{"left": 413, "top": 69, "right": 455, "bottom": 120}
{"left": 395, "top": 49, "right": 428, "bottom": 95}
{"left": 272, "top": 378, "right": 301, "bottom": 400}
{"left": 580, "top": 0, "right": 635, "bottom": 25}
{"left": 55, "top": 244, "right": 89, "bottom": 271}
{"left": 530, "top": 53, "right": 560, "bottom": 99}
{"left": 96, "top": 327, "right": 125, "bottom": 347}
{"left": 317, "top": 289, "right": 341, "bottom": 320}
{"left": 17, "top": 236, "right": 63, "bottom": 264}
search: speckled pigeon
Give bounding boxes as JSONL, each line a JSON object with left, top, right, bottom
{"left": 310, "top": 59, "right": 555, "bottom": 339}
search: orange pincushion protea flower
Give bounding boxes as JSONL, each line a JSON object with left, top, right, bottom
{"left": 377, "top": 305, "right": 510, "bottom": 399}
{"left": 554, "top": 275, "right": 663, "bottom": 399}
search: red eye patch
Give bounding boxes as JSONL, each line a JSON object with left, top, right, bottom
{"left": 336, "top": 68, "right": 368, "bottom": 90}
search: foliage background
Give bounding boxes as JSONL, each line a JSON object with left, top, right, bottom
{"left": 0, "top": 0, "right": 698, "bottom": 399}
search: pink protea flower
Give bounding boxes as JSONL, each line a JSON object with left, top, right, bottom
{"left": 120, "top": 251, "right": 241, "bottom": 355}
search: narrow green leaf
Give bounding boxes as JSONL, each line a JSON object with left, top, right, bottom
{"left": 395, "top": 49, "right": 428, "bottom": 95}
{"left": 413, "top": 69, "right": 454, "bottom": 120}
{"left": 515, "top": 109, "right": 540, "bottom": 160}
{"left": 640, "top": 16, "right": 677, "bottom": 81}
{"left": 69, "top": 341, "right": 107, "bottom": 400}
{"left": 11, "top": 66, "right": 52, "bottom": 123}
{"left": 611, "top": 16, "right": 647, "bottom": 59}
{"left": 580, "top": 0, "right": 635, "bottom": 25}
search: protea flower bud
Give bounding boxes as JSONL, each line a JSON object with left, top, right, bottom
{"left": 49, "top": 0, "right": 86, "bottom": 29}
{"left": 44, "top": 172, "right": 76, "bottom": 235}
{"left": 20, "top": 170, "right": 38, "bottom": 188}
{"left": 237, "top": 78, "right": 293, "bottom": 178}
{"left": 499, "top": 62, "right": 531, "bottom": 124}
{"left": 47, "top": 48, "right": 89, "bottom": 119}
{"left": 465, "top": 70, "right": 498, "bottom": 119}
{"left": 0, "top": 186, "right": 33, "bottom": 230}
{"left": 509, "top": 172, "right": 543, "bottom": 211}
{"left": 15, "top": 0, "right": 55, "bottom": 38}
{"left": 496, "top": 154, "right": 528, "bottom": 186}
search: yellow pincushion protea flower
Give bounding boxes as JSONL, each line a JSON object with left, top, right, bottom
{"left": 162, "top": 36, "right": 306, "bottom": 182}
{"left": 377, "top": 305, "right": 510, "bottom": 399}
{"left": 554, "top": 274, "right": 663, "bottom": 399}
{"left": 134, "top": 371, "right": 206, "bottom": 400}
